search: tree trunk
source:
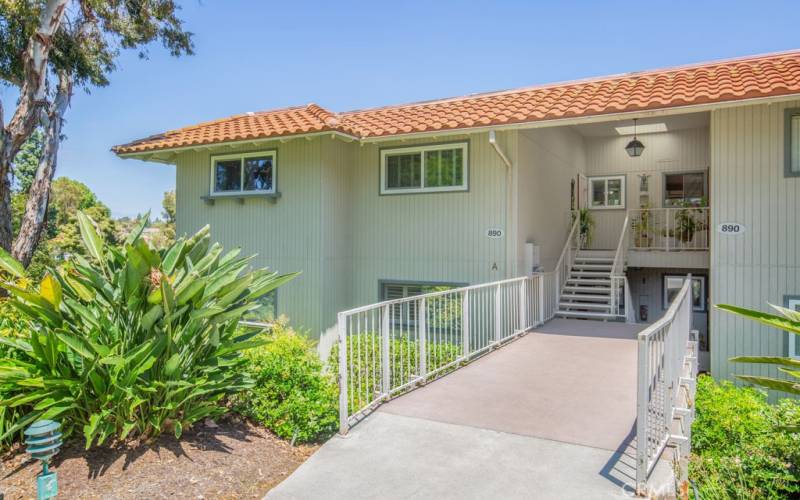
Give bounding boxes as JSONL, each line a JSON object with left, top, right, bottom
{"left": 12, "top": 73, "right": 72, "bottom": 267}
{"left": 0, "top": 0, "right": 69, "bottom": 252}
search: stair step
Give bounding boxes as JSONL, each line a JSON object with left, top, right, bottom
{"left": 573, "top": 264, "right": 613, "bottom": 270}
{"left": 561, "top": 293, "right": 612, "bottom": 301}
{"left": 556, "top": 310, "right": 618, "bottom": 319}
{"left": 562, "top": 285, "right": 612, "bottom": 293}
{"left": 565, "top": 278, "right": 611, "bottom": 285}
{"left": 574, "top": 257, "right": 615, "bottom": 263}
{"left": 570, "top": 271, "right": 611, "bottom": 277}
{"left": 559, "top": 302, "right": 611, "bottom": 310}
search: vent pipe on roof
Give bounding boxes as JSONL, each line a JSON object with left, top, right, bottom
{"left": 489, "top": 130, "right": 511, "bottom": 170}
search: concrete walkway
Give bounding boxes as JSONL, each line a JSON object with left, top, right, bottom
{"left": 267, "top": 319, "right": 672, "bottom": 499}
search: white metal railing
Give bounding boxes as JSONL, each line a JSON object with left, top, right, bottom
{"left": 609, "top": 215, "right": 630, "bottom": 315}
{"left": 337, "top": 274, "right": 548, "bottom": 433}
{"left": 555, "top": 215, "right": 581, "bottom": 296}
{"left": 628, "top": 207, "right": 710, "bottom": 251}
{"left": 635, "top": 276, "right": 698, "bottom": 494}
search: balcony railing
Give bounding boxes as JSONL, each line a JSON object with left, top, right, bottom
{"left": 628, "top": 207, "right": 710, "bottom": 251}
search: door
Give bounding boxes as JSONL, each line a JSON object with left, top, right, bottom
{"left": 577, "top": 174, "right": 588, "bottom": 210}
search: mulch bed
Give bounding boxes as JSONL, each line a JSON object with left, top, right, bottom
{"left": 0, "top": 415, "right": 318, "bottom": 499}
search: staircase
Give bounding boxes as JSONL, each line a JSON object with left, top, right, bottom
{"left": 556, "top": 250, "right": 617, "bottom": 320}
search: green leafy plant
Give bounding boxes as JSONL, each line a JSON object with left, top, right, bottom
{"left": 232, "top": 322, "right": 338, "bottom": 444}
{"left": 632, "top": 202, "right": 653, "bottom": 247}
{"left": 0, "top": 299, "right": 28, "bottom": 450}
{"left": 690, "top": 375, "right": 800, "bottom": 499}
{"left": 0, "top": 212, "right": 297, "bottom": 448}
{"left": 718, "top": 303, "right": 800, "bottom": 401}
{"left": 673, "top": 199, "right": 708, "bottom": 243}
{"left": 330, "top": 333, "right": 462, "bottom": 413}
{"left": 572, "top": 208, "right": 594, "bottom": 247}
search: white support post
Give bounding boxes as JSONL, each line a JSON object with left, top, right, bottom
{"left": 381, "top": 304, "right": 390, "bottom": 397}
{"left": 338, "top": 313, "right": 349, "bottom": 435}
{"left": 462, "top": 290, "right": 470, "bottom": 358}
{"left": 538, "top": 274, "right": 544, "bottom": 324}
{"left": 418, "top": 298, "right": 427, "bottom": 381}
{"left": 635, "top": 336, "right": 648, "bottom": 494}
{"left": 494, "top": 284, "right": 502, "bottom": 343}
{"left": 518, "top": 280, "right": 527, "bottom": 330}
{"left": 666, "top": 209, "right": 671, "bottom": 252}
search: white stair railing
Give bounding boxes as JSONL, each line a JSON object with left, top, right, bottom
{"left": 337, "top": 274, "right": 547, "bottom": 433}
{"left": 609, "top": 214, "right": 630, "bottom": 315}
{"left": 635, "top": 276, "right": 698, "bottom": 494}
{"left": 554, "top": 215, "right": 581, "bottom": 297}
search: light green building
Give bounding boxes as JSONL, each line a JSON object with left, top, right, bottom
{"left": 116, "top": 50, "right": 800, "bottom": 388}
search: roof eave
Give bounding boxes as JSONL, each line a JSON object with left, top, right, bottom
{"left": 113, "top": 129, "right": 361, "bottom": 160}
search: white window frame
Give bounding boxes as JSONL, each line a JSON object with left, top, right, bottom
{"left": 588, "top": 175, "right": 626, "bottom": 209}
{"left": 210, "top": 150, "right": 277, "bottom": 195}
{"left": 380, "top": 142, "right": 468, "bottom": 194}
{"left": 663, "top": 275, "right": 706, "bottom": 312}
{"left": 788, "top": 297, "right": 800, "bottom": 359}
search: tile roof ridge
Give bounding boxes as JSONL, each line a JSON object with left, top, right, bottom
{"left": 303, "top": 103, "right": 341, "bottom": 127}
{"left": 339, "top": 48, "right": 800, "bottom": 115}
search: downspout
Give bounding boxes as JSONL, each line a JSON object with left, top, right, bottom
{"left": 489, "top": 130, "right": 512, "bottom": 170}
{"left": 488, "top": 130, "right": 515, "bottom": 278}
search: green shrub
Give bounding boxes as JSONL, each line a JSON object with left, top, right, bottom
{"left": 329, "top": 333, "right": 461, "bottom": 414}
{"left": 232, "top": 322, "right": 337, "bottom": 443}
{"left": 690, "top": 375, "right": 800, "bottom": 499}
{"left": 0, "top": 212, "right": 297, "bottom": 448}
{"left": 0, "top": 299, "right": 27, "bottom": 450}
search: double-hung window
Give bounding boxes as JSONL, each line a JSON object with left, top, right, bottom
{"left": 211, "top": 151, "right": 276, "bottom": 195}
{"left": 380, "top": 143, "right": 468, "bottom": 194}
{"left": 589, "top": 175, "right": 625, "bottom": 208}
{"left": 785, "top": 108, "right": 800, "bottom": 177}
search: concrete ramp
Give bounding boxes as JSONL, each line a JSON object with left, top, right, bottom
{"left": 267, "top": 319, "right": 673, "bottom": 499}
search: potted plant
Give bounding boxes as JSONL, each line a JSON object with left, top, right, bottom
{"left": 673, "top": 198, "right": 708, "bottom": 245}
{"left": 633, "top": 202, "right": 654, "bottom": 248}
{"left": 573, "top": 208, "right": 594, "bottom": 248}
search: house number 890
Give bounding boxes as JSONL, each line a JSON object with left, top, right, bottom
{"left": 717, "top": 223, "right": 745, "bottom": 234}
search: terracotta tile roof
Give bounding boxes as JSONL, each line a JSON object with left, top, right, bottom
{"left": 113, "top": 104, "right": 350, "bottom": 154}
{"left": 114, "top": 50, "right": 800, "bottom": 154}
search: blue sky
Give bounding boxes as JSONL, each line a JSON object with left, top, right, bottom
{"left": 3, "top": 0, "right": 799, "bottom": 218}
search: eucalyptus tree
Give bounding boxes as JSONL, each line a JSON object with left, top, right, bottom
{"left": 0, "top": 0, "right": 193, "bottom": 266}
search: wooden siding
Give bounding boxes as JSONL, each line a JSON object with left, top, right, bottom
{"left": 175, "top": 138, "right": 325, "bottom": 334}
{"left": 516, "top": 127, "right": 585, "bottom": 272}
{"left": 175, "top": 132, "right": 513, "bottom": 337}
{"left": 710, "top": 100, "right": 800, "bottom": 395}
{"left": 584, "top": 127, "right": 710, "bottom": 250}
{"left": 348, "top": 131, "right": 513, "bottom": 309}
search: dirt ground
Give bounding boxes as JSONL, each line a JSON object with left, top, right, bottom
{"left": 0, "top": 415, "right": 317, "bottom": 499}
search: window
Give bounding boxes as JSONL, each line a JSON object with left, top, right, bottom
{"left": 380, "top": 143, "right": 468, "bottom": 194}
{"left": 381, "top": 281, "right": 462, "bottom": 326}
{"left": 785, "top": 108, "right": 800, "bottom": 177}
{"left": 211, "top": 151, "right": 276, "bottom": 194}
{"left": 663, "top": 275, "right": 706, "bottom": 312}
{"left": 664, "top": 172, "right": 706, "bottom": 207}
{"left": 589, "top": 175, "right": 625, "bottom": 208}
{"left": 786, "top": 296, "right": 800, "bottom": 358}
